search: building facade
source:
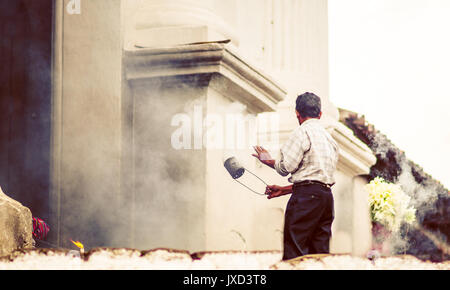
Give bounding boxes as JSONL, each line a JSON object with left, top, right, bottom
{"left": 1, "top": 0, "right": 376, "bottom": 255}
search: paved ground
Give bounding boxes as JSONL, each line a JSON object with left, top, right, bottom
{"left": 0, "top": 248, "right": 448, "bottom": 270}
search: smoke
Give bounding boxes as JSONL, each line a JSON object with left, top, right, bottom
{"left": 54, "top": 77, "right": 200, "bottom": 250}
{"left": 0, "top": 0, "right": 266, "bottom": 253}
{"left": 54, "top": 50, "right": 265, "bottom": 252}
{"left": 396, "top": 161, "right": 440, "bottom": 222}
{"left": 367, "top": 130, "right": 449, "bottom": 260}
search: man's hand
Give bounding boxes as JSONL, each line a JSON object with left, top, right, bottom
{"left": 265, "top": 184, "right": 293, "bottom": 199}
{"left": 252, "top": 146, "right": 275, "bottom": 168}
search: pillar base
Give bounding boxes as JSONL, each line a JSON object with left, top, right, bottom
{"left": 124, "top": 42, "right": 286, "bottom": 251}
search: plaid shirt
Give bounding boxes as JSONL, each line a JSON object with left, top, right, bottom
{"left": 275, "top": 118, "right": 339, "bottom": 185}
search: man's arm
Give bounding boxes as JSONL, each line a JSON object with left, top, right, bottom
{"left": 265, "top": 184, "right": 293, "bottom": 199}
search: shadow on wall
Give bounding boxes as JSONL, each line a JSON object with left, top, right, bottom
{"left": 0, "top": 0, "right": 53, "bottom": 224}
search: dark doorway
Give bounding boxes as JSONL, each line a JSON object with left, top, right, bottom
{"left": 0, "top": 0, "right": 53, "bottom": 236}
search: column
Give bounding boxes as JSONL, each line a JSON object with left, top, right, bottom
{"left": 52, "top": 0, "right": 124, "bottom": 248}
{"left": 235, "top": 0, "right": 338, "bottom": 143}
{"left": 124, "top": 42, "right": 286, "bottom": 251}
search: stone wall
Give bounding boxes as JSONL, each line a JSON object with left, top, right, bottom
{"left": 1, "top": 248, "right": 448, "bottom": 270}
{"left": 0, "top": 186, "right": 33, "bottom": 257}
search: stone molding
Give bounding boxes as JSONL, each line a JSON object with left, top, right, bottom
{"left": 131, "top": 0, "right": 239, "bottom": 47}
{"left": 330, "top": 121, "right": 377, "bottom": 177}
{"left": 124, "top": 42, "right": 287, "bottom": 113}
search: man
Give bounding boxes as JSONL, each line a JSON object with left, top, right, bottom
{"left": 252, "top": 92, "right": 339, "bottom": 260}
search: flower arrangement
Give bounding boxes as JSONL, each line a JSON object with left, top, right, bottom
{"left": 366, "top": 177, "right": 416, "bottom": 233}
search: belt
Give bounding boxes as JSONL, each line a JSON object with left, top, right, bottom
{"left": 294, "top": 180, "right": 334, "bottom": 189}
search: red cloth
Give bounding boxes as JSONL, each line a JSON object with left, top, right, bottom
{"left": 32, "top": 217, "right": 50, "bottom": 240}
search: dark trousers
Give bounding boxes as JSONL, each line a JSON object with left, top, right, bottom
{"left": 282, "top": 183, "right": 334, "bottom": 260}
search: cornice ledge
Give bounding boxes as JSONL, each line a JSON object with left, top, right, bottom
{"left": 330, "top": 121, "right": 377, "bottom": 177}
{"left": 124, "top": 42, "right": 287, "bottom": 113}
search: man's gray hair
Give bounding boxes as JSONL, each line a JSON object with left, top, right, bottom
{"left": 295, "top": 92, "right": 322, "bottom": 118}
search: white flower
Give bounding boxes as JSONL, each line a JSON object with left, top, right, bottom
{"left": 366, "top": 177, "right": 416, "bottom": 232}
